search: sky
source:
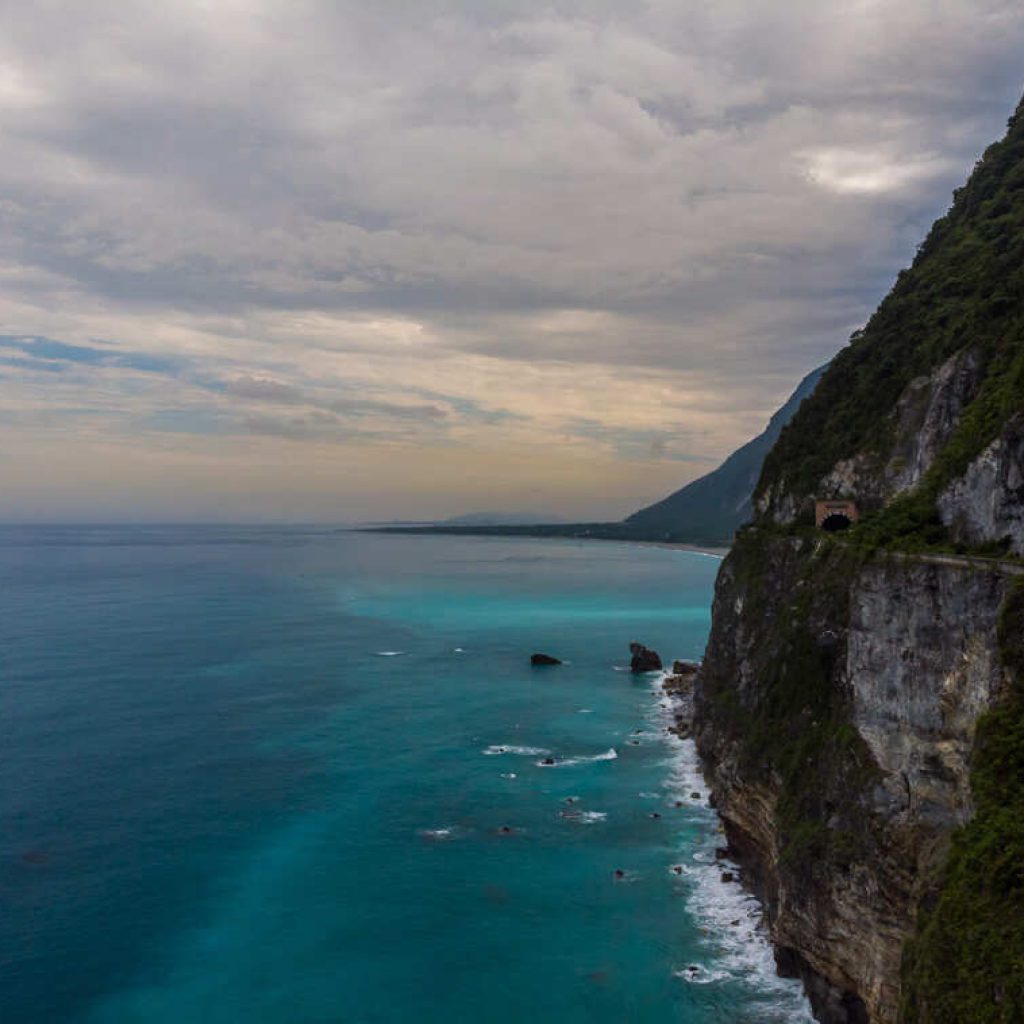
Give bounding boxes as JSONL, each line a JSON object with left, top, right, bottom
{"left": 1, "top": 1, "right": 1023, "bottom": 523}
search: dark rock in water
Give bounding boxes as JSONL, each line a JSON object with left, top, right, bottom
{"left": 673, "top": 660, "right": 701, "bottom": 675}
{"left": 531, "top": 652, "right": 562, "bottom": 666}
{"left": 721, "top": 871, "right": 735, "bottom": 883}
{"left": 662, "top": 673, "right": 694, "bottom": 696}
{"left": 690, "top": 792, "right": 701, "bottom": 800}
{"left": 715, "top": 846, "right": 729, "bottom": 860}
{"left": 629, "top": 642, "right": 662, "bottom": 673}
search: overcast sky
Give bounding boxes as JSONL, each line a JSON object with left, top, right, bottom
{"left": 1, "top": 1, "right": 1022, "bottom": 522}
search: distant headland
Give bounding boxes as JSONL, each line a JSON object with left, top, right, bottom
{"left": 364, "top": 362, "right": 826, "bottom": 549}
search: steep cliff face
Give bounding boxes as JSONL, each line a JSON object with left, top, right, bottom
{"left": 848, "top": 559, "right": 1008, "bottom": 827}
{"left": 695, "top": 536, "right": 1016, "bottom": 1023}
{"left": 695, "top": 96, "right": 1024, "bottom": 1023}
{"left": 937, "top": 414, "right": 1024, "bottom": 555}
{"left": 884, "top": 350, "right": 983, "bottom": 499}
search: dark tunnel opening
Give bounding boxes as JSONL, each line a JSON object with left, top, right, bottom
{"left": 820, "top": 513, "right": 853, "bottom": 533}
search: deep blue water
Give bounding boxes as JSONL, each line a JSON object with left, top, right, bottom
{"left": 0, "top": 526, "right": 811, "bottom": 1023}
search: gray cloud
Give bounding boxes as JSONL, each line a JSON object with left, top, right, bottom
{"left": 2, "top": 3, "right": 1021, "bottom": 339}
{"left": 223, "top": 377, "right": 308, "bottom": 405}
{"left": 1, "top": 2, "right": 1022, "bottom": 518}
{"left": 224, "top": 374, "right": 450, "bottom": 424}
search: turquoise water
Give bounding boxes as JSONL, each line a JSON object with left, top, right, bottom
{"left": 0, "top": 527, "right": 811, "bottom": 1023}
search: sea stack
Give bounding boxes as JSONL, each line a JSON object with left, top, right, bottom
{"left": 629, "top": 642, "right": 662, "bottom": 673}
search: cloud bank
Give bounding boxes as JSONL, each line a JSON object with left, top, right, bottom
{"left": 1, "top": 1, "right": 1022, "bottom": 520}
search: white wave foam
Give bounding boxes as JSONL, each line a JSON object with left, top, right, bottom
{"left": 653, "top": 677, "right": 815, "bottom": 1021}
{"left": 500, "top": 772, "right": 517, "bottom": 779}
{"left": 537, "top": 747, "right": 617, "bottom": 767}
{"left": 482, "top": 744, "right": 550, "bottom": 757}
{"left": 558, "top": 807, "right": 606, "bottom": 823}
{"left": 419, "top": 826, "right": 462, "bottom": 841}
{"left": 673, "top": 964, "right": 731, "bottom": 985}
{"left": 577, "top": 708, "right": 594, "bottom": 713}
{"left": 374, "top": 650, "right": 404, "bottom": 657}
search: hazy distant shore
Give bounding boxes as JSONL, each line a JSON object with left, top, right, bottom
{"left": 357, "top": 523, "right": 731, "bottom": 557}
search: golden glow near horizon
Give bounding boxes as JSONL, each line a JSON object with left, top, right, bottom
{"left": 1, "top": 2, "right": 1022, "bottom": 521}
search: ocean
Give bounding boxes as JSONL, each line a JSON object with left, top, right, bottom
{"left": 0, "top": 526, "right": 812, "bottom": 1023}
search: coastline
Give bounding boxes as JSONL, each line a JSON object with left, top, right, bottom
{"left": 626, "top": 540, "right": 729, "bottom": 558}
{"left": 356, "top": 524, "right": 731, "bottom": 560}
{"left": 653, "top": 670, "right": 814, "bottom": 1019}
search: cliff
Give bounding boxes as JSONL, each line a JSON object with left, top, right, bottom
{"left": 692, "top": 95, "right": 1024, "bottom": 1023}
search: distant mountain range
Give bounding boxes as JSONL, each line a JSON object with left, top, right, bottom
{"left": 371, "top": 362, "right": 827, "bottom": 547}
{"left": 621, "top": 363, "right": 827, "bottom": 542}
{"left": 435, "top": 512, "right": 569, "bottom": 527}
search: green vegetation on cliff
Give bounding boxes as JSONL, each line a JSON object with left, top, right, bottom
{"left": 900, "top": 577, "right": 1024, "bottom": 1022}
{"left": 703, "top": 530, "right": 881, "bottom": 874}
{"left": 700, "top": 93, "right": 1024, "bottom": 1022}
{"left": 757, "top": 96, "right": 1024, "bottom": 537}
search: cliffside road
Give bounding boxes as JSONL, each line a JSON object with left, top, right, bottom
{"left": 860, "top": 547, "right": 1024, "bottom": 576}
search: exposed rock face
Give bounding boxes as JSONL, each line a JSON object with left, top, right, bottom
{"left": 760, "top": 350, "right": 985, "bottom": 525}
{"left": 694, "top": 535, "right": 1013, "bottom": 1023}
{"left": 937, "top": 415, "right": 1024, "bottom": 556}
{"left": 629, "top": 642, "right": 662, "bottom": 673}
{"left": 848, "top": 560, "right": 1008, "bottom": 827}
{"left": 884, "top": 350, "right": 982, "bottom": 497}
{"left": 672, "top": 659, "right": 701, "bottom": 675}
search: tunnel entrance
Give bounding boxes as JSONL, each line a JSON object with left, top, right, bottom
{"left": 815, "top": 499, "right": 859, "bottom": 531}
{"left": 820, "top": 512, "right": 853, "bottom": 532}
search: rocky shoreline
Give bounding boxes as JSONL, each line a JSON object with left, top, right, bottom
{"left": 655, "top": 661, "right": 817, "bottom": 1021}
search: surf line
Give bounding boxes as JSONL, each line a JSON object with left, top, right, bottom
{"left": 653, "top": 671, "right": 814, "bottom": 1017}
